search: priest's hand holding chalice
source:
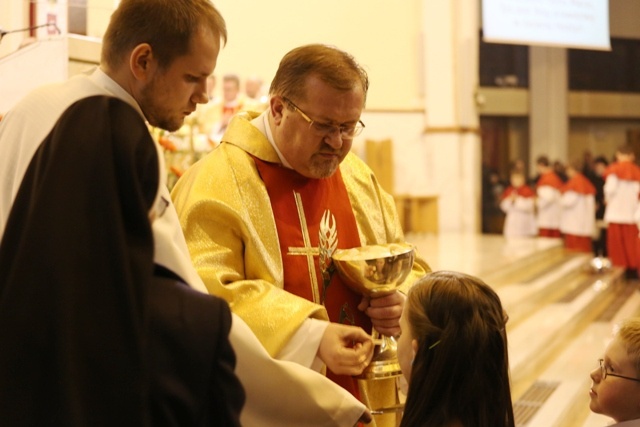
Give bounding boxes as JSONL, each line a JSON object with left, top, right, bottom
{"left": 332, "top": 243, "right": 415, "bottom": 424}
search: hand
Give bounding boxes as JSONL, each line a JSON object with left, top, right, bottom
{"left": 317, "top": 323, "right": 373, "bottom": 376}
{"left": 357, "top": 408, "right": 372, "bottom": 425}
{"left": 358, "top": 291, "right": 405, "bottom": 337}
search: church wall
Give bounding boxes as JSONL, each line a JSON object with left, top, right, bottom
{"left": 610, "top": 0, "right": 640, "bottom": 39}
{"left": 353, "top": 111, "right": 430, "bottom": 197}
{"left": 86, "top": 0, "right": 119, "bottom": 39}
{"left": 195, "top": 0, "right": 424, "bottom": 111}
{"left": 84, "top": 0, "right": 425, "bottom": 112}
{"left": 569, "top": 119, "right": 640, "bottom": 164}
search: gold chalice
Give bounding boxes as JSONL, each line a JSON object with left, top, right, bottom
{"left": 331, "top": 243, "right": 415, "bottom": 379}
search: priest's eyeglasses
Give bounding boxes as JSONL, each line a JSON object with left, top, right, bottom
{"left": 598, "top": 359, "right": 640, "bottom": 382}
{"left": 283, "top": 97, "right": 365, "bottom": 139}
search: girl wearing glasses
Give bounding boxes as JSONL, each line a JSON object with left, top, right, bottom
{"left": 590, "top": 318, "right": 640, "bottom": 425}
{"left": 397, "top": 271, "right": 515, "bottom": 427}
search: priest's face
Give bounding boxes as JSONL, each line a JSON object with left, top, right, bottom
{"left": 271, "top": 76, "right": 365, "bottom": 179}
{"left": 138, "top": 27, "right": 219, "bottom": 132}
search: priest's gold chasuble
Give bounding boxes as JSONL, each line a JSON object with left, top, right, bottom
{"left": 254, "top": 156, "right": 371, "bottom": 398}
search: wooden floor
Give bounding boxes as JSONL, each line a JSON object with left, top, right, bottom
{"left": 406, "top": 232, "right": 638, "bottom": 427}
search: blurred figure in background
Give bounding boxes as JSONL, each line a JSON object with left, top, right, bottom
{"left": 553, "top": 159, "right": 568, "bottom": 182}
{"left": 206, "top": 74, "right": 218, "bottom": 102}
{"left": 603, "top": 145, "right": 640, "bottom": 280}
{"left": 589, "top": 156, "right": 610, "bottom": 258}
{"left": 500, "top": 170, "right": 537, "bottom": 239}
{"left": 243, "top": 75, "right": 269, "bottom": 112}
{"left": 245, "top": 75, "right": 267, "bottom": 101}
{"left": 197, "top": 73, "right": 245, "bottom": 142}
{"left": 481, "top": 166, "right": 506, "bottom": 234}
{"left": 535, "top": 155, "right": 564, "bottom": 238}
{"left": 560, "top": 160, "right": 596, "bottom": 252}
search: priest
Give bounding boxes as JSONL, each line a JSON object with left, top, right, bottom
{"left": 172, "top": 43, "right": 431, "bottom": 424}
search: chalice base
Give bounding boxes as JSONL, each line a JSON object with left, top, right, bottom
{"left": 357, "top": 377, "right": 404, "bottom": 427}
{"left": 356, "top": 332, "right": 402, "bottom": 380}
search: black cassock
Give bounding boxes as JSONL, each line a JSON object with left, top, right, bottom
{"left": 0, "top": 96, "right": 245, "bottom": 426}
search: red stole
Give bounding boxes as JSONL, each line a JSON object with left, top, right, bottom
{"left": 253, "top": 157, "right": 372, "bottom": 397}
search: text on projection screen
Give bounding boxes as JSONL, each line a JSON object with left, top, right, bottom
{"left": 482, "top": 0, "right": 610, "bottom": 51}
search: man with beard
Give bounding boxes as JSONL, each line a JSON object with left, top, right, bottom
{"left": 172, "top": 43, "right": 430, "bottom": 425}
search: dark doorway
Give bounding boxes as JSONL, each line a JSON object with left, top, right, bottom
{"left": 480, "top": 117, "right": 529, "bottom": 234}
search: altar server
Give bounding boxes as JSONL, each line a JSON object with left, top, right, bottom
{"left": 560, "top": 161, "right": 597, "bottom": 252}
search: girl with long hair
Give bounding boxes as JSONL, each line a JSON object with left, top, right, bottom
{"left": 397, "top": 270, "right": 515, "bottom": 427}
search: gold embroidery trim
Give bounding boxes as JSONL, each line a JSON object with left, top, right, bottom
{"left": 287, "top": 191, "right": 321, "bottom": 303}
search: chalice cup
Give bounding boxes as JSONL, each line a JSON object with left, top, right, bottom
{"left": 332, "top": 243, "right": 415, "bottom": 379}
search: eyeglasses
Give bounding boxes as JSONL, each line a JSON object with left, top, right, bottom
{"left": 597, "top": 359, "right": 640, "bottom": 383}
{"left": 283, "top": 97, "right": 365, "bottom": 139}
